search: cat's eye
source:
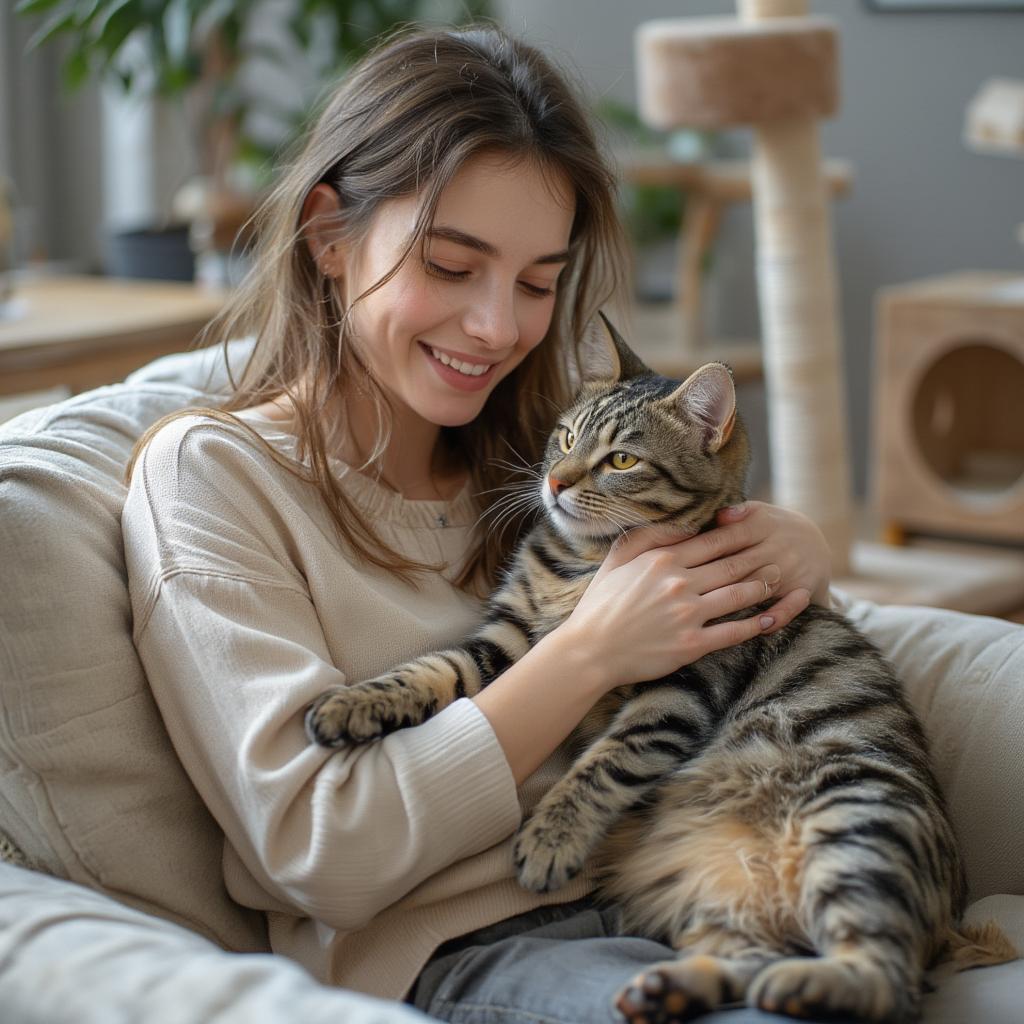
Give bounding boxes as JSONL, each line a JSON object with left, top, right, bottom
{"left": 559, "top": 428, "right": 576, "bottom": 453}
{"left": 609, "top": 452, "right": 639, "bottom": 470}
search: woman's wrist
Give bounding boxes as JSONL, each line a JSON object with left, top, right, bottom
{"left": 472, "top": 624, "right": 610, "bottom": 785}
{"left": 535, "top": 623, "right": 613, "bottom": 699}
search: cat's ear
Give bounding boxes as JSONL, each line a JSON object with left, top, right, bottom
{"left": 578, "top": 312, "right": 653, "bottom": 385}
{"left": 667, "top": 362, "right": 737, "bottom": 454}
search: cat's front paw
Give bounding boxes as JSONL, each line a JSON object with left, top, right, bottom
{"left": 513, "top": 803, "right": 590, "bottom": 893}
{"left": 304, "top": 681, "right": 407, "bottom": 747}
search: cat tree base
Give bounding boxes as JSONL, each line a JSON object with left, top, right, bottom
{"left": 834, "top": 540, "right": 1024, "bottom": 617}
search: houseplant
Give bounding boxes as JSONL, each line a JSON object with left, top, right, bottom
{"left": 16, "top": 0, "right": 492, "bottom": 281}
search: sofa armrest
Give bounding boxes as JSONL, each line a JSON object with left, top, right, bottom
{"left": 0, "top": 863, "right": 431, "bottom": 1024}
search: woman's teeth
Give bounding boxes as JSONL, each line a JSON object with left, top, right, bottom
{"left": 430, "top": 346, "right": 492, "bottom": 377}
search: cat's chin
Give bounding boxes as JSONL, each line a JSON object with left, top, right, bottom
{"left": 547, "top": 507, "right": 622, "bottom": 544}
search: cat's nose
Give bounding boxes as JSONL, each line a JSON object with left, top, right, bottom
{"left": 548, "top": 476, "right": 568, "bottom": 497}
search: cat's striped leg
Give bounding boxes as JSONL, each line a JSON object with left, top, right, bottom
{"left": 615, "top": 923, "right": 783, "bottom": 1024}
{"left": 305, "top": 608, "right": 533, "bottom": 746}
{"left": 746, "top": 771, "right": 942, "bottom": 1023}
{"left": 748, "top": 946, "right": 921, "bottom": 1024}
{"left": 514, "top": 681, "right": 710, "bottom": 892}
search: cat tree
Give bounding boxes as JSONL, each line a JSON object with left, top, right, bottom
{"left": 635, "top": 0, "right": 1024, "bottom": 614}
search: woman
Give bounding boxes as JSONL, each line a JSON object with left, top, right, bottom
{"left": 122, "top": 24, "right": 829, "bottom": 1023}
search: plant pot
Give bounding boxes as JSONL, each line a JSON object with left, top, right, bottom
{"left": 104, "top": 225, "right": 194, "bottom": 282}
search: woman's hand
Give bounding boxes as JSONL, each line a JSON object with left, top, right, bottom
{"left": 559, "top": 526, "right": 811, "bottom": 692}
{"left": 710, "top": 501, "right": 832, "bottom": 611}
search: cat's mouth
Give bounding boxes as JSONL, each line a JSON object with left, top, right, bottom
{"left": 544, "top": 492, "right": 623, "bottom": 541}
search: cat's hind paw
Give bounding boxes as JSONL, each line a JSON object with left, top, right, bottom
{"left": 748, "top": 956, "right": 913, "bottom": 1023}
{"left": 615, "top": 964, "right": 714, "bottom": 1024}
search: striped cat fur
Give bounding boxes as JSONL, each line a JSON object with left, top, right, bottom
{"left": 306, "top": 315, "right": 1016, "bottom": 1022}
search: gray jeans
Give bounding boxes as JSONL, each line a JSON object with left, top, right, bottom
{"left": 408, "top": 898, "right": 813, "bottom": 1024}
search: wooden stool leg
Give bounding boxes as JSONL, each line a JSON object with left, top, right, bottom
{"left": 676, "top": 194, "right": 722, "bottom": 351}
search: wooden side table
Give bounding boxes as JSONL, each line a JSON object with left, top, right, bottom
{"left": 0, "top": 275, "right": 226, "bottom": 397}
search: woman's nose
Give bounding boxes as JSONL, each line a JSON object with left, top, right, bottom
{"left": 462, "top": 283, "right": 519, "bottom": 351}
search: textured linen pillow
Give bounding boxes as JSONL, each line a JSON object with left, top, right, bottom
{"left": 838, "top": 591, "right": 1024, "bottom": 901}
{"left": 0, "top": 349, "right": 266, "bottom": 952}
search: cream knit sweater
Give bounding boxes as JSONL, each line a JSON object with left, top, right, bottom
{"left": 121, "top": 412, "right": 592, "bottom": 1000}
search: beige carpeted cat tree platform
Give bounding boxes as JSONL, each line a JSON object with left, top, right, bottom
{"left": 635, "top": 0, "right": 1024, "bottom": 615}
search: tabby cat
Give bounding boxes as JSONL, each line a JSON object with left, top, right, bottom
{"left": 305, "top": 315, "right": 1015, "bottom": 1023}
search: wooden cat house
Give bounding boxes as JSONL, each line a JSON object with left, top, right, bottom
{"left": 874, "top": 272, "right": 1024, "bottom": 548}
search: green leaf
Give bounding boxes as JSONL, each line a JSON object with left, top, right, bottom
{"left": 14, "top": 0, "right": 67, "bottom": 15}
{"left": 26, "top": 9, "right": 77, "bottom": 51}
{"left": 92, "top": 0, "right": 141, "bottom": 52}
{"left": 155, "top": 62, "right": 188, "bottom": 94}
{"left": 95, "top": 7, "right": 146, "bottom": 72}
{"left": 62, "top": 47, "right": 92, "bottom": 90}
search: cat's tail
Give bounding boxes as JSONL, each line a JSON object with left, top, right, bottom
{"left": 936, "top": 920, "right": 1019, "bottom": 973}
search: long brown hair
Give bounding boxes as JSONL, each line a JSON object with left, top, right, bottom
{"left": 132, "top": 24, "right": 628, "bottom": 594}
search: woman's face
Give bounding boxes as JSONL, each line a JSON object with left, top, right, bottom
{"left": 334, "top": 152, "right": 576, "bottom": 430}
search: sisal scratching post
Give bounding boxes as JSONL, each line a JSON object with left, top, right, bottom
{"left": 637, "top": 0, "right": 851, "bottom": 574}
{"left": 635, "top": 1, "right": 1024, "bottom": 614}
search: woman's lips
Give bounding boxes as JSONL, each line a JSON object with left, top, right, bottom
{"left": 420, "top": 341, "right": 498, "bottom": 392}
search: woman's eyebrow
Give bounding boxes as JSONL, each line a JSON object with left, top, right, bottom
{"left": 427, "top": 225, "right": 570, "bottom": 265}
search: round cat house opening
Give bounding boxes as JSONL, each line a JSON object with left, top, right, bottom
{"left": 911, "top": 341, "right": 1024, "bottom": 503}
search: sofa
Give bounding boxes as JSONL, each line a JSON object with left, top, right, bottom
{"left": 1, "top": 341, "right": 1022, "bottom": 1023}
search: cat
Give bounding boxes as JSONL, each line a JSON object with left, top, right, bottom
{"left": 305, "top": 314, "right": 1016, "bottom": 1023}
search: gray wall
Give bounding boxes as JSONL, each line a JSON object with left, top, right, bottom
{"left": 497, "top": 0, "right": 1024, "bottom": 497}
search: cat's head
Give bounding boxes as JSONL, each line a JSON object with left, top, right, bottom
{"left": 539, "top": 314, "right": 750, "bottom": 548}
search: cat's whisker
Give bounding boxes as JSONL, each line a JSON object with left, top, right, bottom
{"left": 493, "top": 438, "right": 543, "bottom": 476}
{"left": 476, "top": 489, "right": 543, "bottom": 538}
{"left": 589, "top": 497, "right": 649, "bottom": 531}
{"left": 477, "top": 483, "right": 541, "bottom": 515}
{"left": 520, "top": 389, "right": 563, "bottom": 418}
{"left": 474, "top": 480, "right": 540, "bottom": 500}
{"left": 486, "top": 460, "right": 543, "bottom": 484}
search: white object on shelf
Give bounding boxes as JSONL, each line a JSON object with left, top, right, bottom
{"left": 964, "top": 77, "right": 1024, "bottom": 159}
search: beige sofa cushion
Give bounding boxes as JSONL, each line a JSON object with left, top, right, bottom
{"left": 0, "top": 368, "right": 266, "bottom": 952}
{"left": 839, "top": 591, "right": 1024, "bottom": 901}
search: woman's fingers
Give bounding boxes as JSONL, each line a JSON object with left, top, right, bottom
{"left": 597, "top": 526, "right": 691, "bottom": 582}
{"left": 672, "top": 518, "right": 759, "bottom": 569}
{"left": 689, "top": 551, "right": 779, "bottom": 597}
{"left": 699, "top": 577, "right": 780, "bottom": 623}
{"left": 699, "top": 587, "right": 812, "bottom": 654}
{"left": 756, "top": 587, "right": 813, "bottom": 635}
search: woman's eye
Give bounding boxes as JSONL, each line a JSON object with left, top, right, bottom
{"left": 519, "top": 280, "right": 554, "bottom": 298}
{"left": 425, "top": 261, "right": 469, "bottom": 282}
{"left": 559, "top": 429, "right": 576, "bottom": 453}
{"left": 610, "top": 452, "right": 638, "bottom": 470}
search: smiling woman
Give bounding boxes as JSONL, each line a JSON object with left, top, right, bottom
{"left": 117, "top": 21, "right": 832, "bottom": 1024}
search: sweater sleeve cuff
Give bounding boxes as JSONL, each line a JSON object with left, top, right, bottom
{"left": 390, "top": 698, "right": 521, "bottom": 860}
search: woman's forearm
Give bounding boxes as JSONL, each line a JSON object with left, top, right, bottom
{"left": 473, "top": 626, "right": 607, "bottom": 785}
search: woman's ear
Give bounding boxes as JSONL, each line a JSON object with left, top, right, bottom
{"left": 301, "top": 183, "right": 346, "bottom": 277}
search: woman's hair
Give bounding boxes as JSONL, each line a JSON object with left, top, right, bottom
{"left": 134, "top": 23, "right": 628, "bottom": 594}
